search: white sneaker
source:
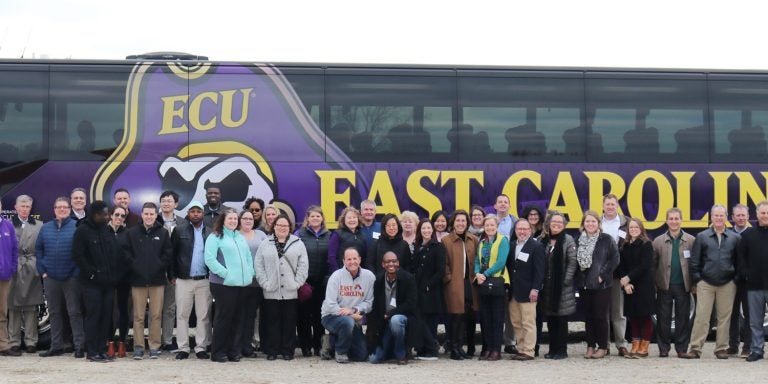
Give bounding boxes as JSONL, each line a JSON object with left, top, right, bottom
{"left": 335, "top": 353, "right": 349, "bottom": 364}
{"left": 416, "top": 354, "right": 438, "bottom": 361}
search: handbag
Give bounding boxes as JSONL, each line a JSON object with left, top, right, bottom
{"left": 282, "top": 246, "right": 313, "bottom": 302}
{"left": 477, "top": 276, "right": 506, "bottom": 297}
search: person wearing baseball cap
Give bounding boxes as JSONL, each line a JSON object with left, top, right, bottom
{"left": 170, "top": 201, "right": 213, "bottom": 360}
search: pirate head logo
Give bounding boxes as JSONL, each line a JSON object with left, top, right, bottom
{"left": 158, "top": 142, "right": 275, "bottom": 213}
{"left": 90, "top": 61, "right": 361, "bottom": 223}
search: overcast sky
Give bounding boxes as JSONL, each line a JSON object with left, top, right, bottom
{"left": 1, "top": 0, "right": 766, "bottom": 70}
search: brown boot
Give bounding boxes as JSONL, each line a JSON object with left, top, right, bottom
{"left": 106, "top": 342, "right": 116, "bottom": 359}
{"left": 117, "top": 342, "right": 127, "bottom": 358}
{"left": 636, "top": 340, "right": 650, "bottom": 358}
{"left": 626, "top": 339, "right": 640, "bottom": 359}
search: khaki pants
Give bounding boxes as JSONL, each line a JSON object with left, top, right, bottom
{"left": 610, "top": 279, "right": 627, "bottom": 349}
{"left": 690, "top": 280, "right": 736, "bottom": 353}
{"left": 0, "top": 280, "right": 10, "bottom": 351}
{"left": 175, "top": 278, "right": 212, "bottom": 353}
{"left": 509, "top": 299, "right": 537, "bottom": 356}
{"left": 9, "top": 305, "right": 38, "bottom": 347}
{"left": 132, "top": 286, "right": 165, "bottom": 351}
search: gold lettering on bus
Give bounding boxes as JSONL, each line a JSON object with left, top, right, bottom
{"left": 158, "top": 88, "right": 253, "bottom": 135}
{"left": 441, "top": 171, "right": 484, "bottom": 213}
{"left": 626, "top": 170, "right": 674, "bottom": 229}
{"left": 548, "top": 171, "right": 582, "bottom": 228}
{"left": 501, "top": 171, "right": 542, "bottom": 219}
{"left": 316, "top": 170, "right": 356, "bottom": 229}
{"left": 584, "top": 171, "right": 626, "bottom": 215}
{"left": 406, "top": 170, "right": 442, "bottom": 219}
{"left": 368, "top": 171, "right": 401, "bottom": 217}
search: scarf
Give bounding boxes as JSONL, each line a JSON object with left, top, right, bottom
{"left": 577, "top": 231, "right": 598, "bottom": 271}
{"left": 546, "top": 232, "right": 565, "bottom": 313}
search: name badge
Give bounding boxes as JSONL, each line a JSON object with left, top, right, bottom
{"left": 517, "top": 252, "right": 530, "bottom": 262}
{"left": 683, "top": 250, "right": 691, "bottom": 259}
{"left": 389, "top": 297, "right": 397, "bottom": 307}
{"left": 617, "top": 230, "right": 627, "bottom": 239}
{"left": 372, "top": 232, "right": 380, "bottom": 239}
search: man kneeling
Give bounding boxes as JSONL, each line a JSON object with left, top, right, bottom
{"left": 366, "top": 251, "right": 417, "bottom": 365}
{"left": 321, "top": 247, "right": 375, "bottom": 363}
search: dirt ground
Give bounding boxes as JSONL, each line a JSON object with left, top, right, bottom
{"left": 1, "top": 342, "right": 765, "bottom": 384}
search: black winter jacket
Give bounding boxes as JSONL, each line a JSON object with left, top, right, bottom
{"left": 170, "top": 221, "right": 211, "bottom": 280}
{"left": 576, "top": 233, "right": 619, "bottom": 290}
{"left": 408, "top": 240, "right": 445, "bottom": 314}
{"left": 737, "top": 226, "right": 768, "bottom": 290}
{"left": 122, "top": 221, "right": 173, "bottom": 286}
{"left": 297, "top": 226, "right": 330, "bottom": 285}
{"left": 72, "top": 218, "right": 127, "bottom": 287}
{"left": 367, "top": 235, "right": 411, "bottom": 276}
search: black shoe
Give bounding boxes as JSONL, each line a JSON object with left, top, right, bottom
{"left": 283, "top": 354, "right": 294, "bottom": 361}
{"left": 39, "top": 349, "right": 65, "bottom": 357}
{"left": 504, "top": 345, "right": 519, "bottom": 355}
{"left": 267, "top": 354, "right": 277, "bottom": 361}
{"left": 544, "top": 353, "right": 554, "bottom": 359}
{"left": 301, "top": 347, "right": 312, "bottom": 357}
{"left": 74, "top": 348, "right": 85, "bottom": 358}
{"left": 747, "top": 353, "right": 764, "bottom": 362}
{"left": 1, "top": 347, "right": 22, "bottom": 357}
{"left": 228, "top": 355, "right": 241, "bottom": 362}
{"left": 466, "top": 346, "right": 475, "bottom": 357}
{"left": 87, "top": 355, "right": 108, "bottom": 363}
{"left": 551, "top": 353, "right": 568, "bottom": 360}
{"left": 100, "top": 353, "right": 115, "bottom": 362}
{"left": 63, "top": 345, "right": 74, "bottom": 353}
{"left": 726, "top": 346, "right": 739, "bottom": 355}
{"left": 25, "top": 346, "right": 37, "bottom": 354}
{"left": 242, "top": 348, "right": 255, "bottom": 358}
{"left": 211, "top": 355, "right": 228, "bottom": 363}
{"left": 175, "top": 352, "right": 189, "bottom": 360}
{"left": 161, "top": 342, "right": 178, "bottom": 352}
{"left": 457, "top": 348, "right": 468, "bottom": 359}
{"left": 534, "top": 345, "right": 540, "bottom": 357}
{"left": 450, "top": 350, "right": 464, "bottom": 360}
{"left": 195, "top": 351, "right": 210, "bottom": 359}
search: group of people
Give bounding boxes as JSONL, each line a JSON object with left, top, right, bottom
{"left": 1, "top": 188, "right": 768, "bottom": 365}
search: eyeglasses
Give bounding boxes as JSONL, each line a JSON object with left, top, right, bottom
{"left": 54, "top": 205, "right": 70, "bottom": 209}
{"left": 250, "top": 208, "right": 261, "bottom": 213}
{"left": 113, "top": 213, "right": 126, "bottom": 218}
{"left": 274, "top": 224, "right": 290, "bottom": 228}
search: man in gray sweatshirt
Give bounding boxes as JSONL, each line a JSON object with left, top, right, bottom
{"left": 321, "top": 247, "right": 375, "bottom": 363}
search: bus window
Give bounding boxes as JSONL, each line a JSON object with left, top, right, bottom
{"left": 326, "top": 72, "right": 455, "bottom": 162}
{"left": 458, "top": 75, "right": 584, "bottom": 162}
{"left": 0, "top": 70, "right": 48, "bottom": 194}
{"left": 49, "top": 68, "right": 131, "bottom": 161}
{"left": 586, "top": 76, "right": 708, "bottom": 162}
{"left": 709, "top": 79, "right": 768, "bottom": 163}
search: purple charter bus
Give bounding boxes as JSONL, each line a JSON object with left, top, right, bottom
{"left": 1, "top": 58, "right": 767, "bottom": 231}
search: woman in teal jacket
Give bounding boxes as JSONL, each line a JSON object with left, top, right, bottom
{"left": 205, "top": 208, "right": 255, "bottom": 363}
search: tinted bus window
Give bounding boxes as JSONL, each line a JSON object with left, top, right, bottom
{"left": 586, "top": 76, "right": 708, "bottom": 162}
{"left": 326, "top": 72, "right": 455, "bottom": 162}
{"left": 0, "top": 70, "right": 48, "bottom": 194}
{"left": 459, "top": 75, "right": 585, "bottom": 162}
{"left": 281, "top": 70, "right": 323, "bottom": 130}
{"left": 49, "top": 68, "right": 131, "bottom": 161}
{"left": 709, "top": 79, "right": 768, "bottom": 163}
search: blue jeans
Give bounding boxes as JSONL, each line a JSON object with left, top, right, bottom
{"left": 748, "top": 290, "right": 768, "bottom": 355}
{"left": 321, "top": 315, "right": 367, "bottom": 361}
{"left": 369, "top": 314, "right": 408, "bottom": 362}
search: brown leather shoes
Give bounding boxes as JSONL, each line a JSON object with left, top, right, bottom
{"left": 486, "top": 351, "right": 501, "bottom": 361}
{"left": 715, "top": 351, "right": 729, "bottom": 360}
{"left": 511, "top": 353, "right": 534, "bottom": 361}
{"left": 680, "top": 350, "right": 701, "bottom": 359}
{"left": 618, "top": 347, "right": 629, "bottom": 357}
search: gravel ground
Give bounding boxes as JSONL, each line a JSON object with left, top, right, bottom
{"left": 1, "top": 342, "right": 764, "bottom": 384}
